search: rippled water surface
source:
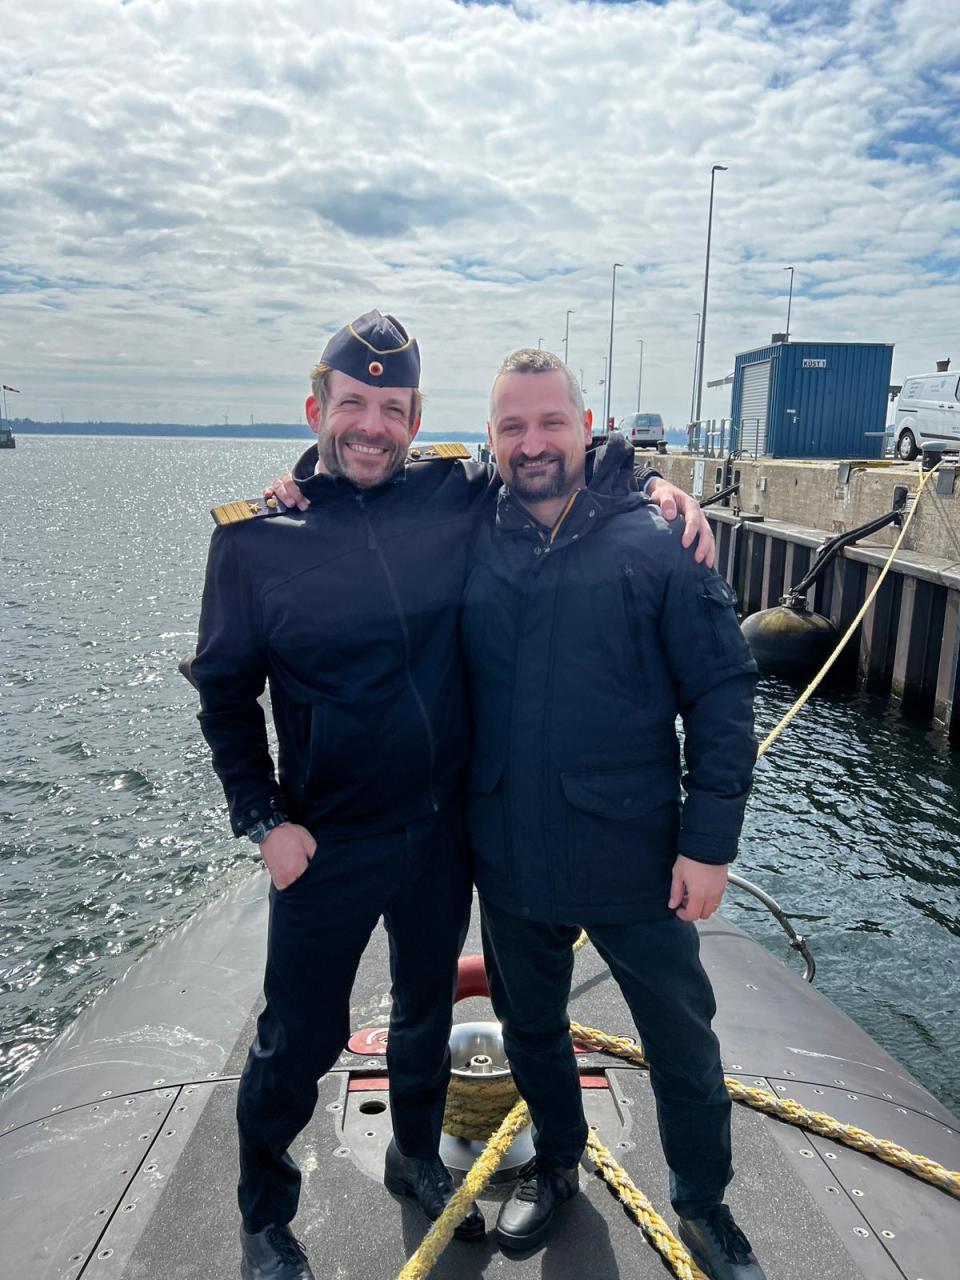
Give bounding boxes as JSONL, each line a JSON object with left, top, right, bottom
{"left": 2, "top": 437, "right": 959, "bottom": 1110}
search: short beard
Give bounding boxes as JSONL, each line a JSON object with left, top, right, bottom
{"left": 316, "top": 427, "right": 406, "bottom": 489}
{"left": 507, "top": 454, "right": 569, "bottom": 502}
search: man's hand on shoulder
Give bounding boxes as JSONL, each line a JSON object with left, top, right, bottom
{"left": 265, "top": 472, "right": 310, "bottom": 511}
{"left": 646, "top": 477, "right": 715, "bottom": 568}
{"left": 259, "top": 822, "right": 317, "bottom": 890}
{"left": 668, "top": 854, "right": 728, "bottom": 921}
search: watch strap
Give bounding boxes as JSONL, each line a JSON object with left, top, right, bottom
{"left": 245, "top": 811, "right": 289, "bottom": 845}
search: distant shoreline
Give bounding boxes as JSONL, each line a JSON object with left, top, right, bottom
{"left": 6, "top": 420, "right": 486, "bottom": 443}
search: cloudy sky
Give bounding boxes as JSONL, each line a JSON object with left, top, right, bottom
{"left": 1, "top": 0, "right": 958, "bottom": 431}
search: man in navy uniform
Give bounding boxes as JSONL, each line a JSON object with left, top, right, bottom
{"left": 183, "top": 312, "right": 711, "bottom": 1280}
{"left": 461, "top": 348, "right": 764, "bottom": 1280}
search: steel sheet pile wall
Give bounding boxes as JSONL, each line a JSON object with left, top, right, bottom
{"left": 731, "top": 342, "right": 893, "bottom": 459}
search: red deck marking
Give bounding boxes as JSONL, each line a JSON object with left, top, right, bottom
{"left": 347, "top": 1075, "right": 605, "bottom": 1092}
{"left": 347, "top": 1028, "right": 389, "bottom": 1055}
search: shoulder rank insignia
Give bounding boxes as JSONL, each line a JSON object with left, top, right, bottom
{"left": 210, "top": 496, "right": 284, "bottom": 526}
{"left": 407, "top": 442, "right": 472, "bottom": 460}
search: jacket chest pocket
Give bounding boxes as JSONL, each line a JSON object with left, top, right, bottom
{"left": 560, "top": 765, "right": 679, "bottom": 904}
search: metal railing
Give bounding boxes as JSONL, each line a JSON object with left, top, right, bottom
{"left": 686, "top": 417, "right": 737, "bottom": 458}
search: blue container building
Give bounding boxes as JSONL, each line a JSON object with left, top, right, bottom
{"left": 729, "top": 340, "right": 893, "bottom": 459}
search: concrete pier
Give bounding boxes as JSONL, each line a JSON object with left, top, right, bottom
{"left": 702, "top": 502, "right": 960, "bottom": 744}
{"left": 657, "top": 452, "right": 960, "bottom": 561}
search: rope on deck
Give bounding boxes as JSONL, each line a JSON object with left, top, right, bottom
{"left": 399, "top": 985, "right": 959, "bottom": 1280}
{"left": 395, "top": 1099, "right": 530, "bottom": 1280}
{"left": 399, "top": 1086, "right": 710, "bottom": 1280}
{"left": 569, "top": 1022, "right": 960, "bottom": 1198}
{"left": 586, "top": 1132, "right": 709, "bottom": 1280}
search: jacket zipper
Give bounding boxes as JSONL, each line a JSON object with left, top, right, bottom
{"left": 508, "top": 540, "right": 561, "bottom": 919}
{"left": 356, "top": 494, "right": 440, "bottom": 813}
{"left": 541, "top": 552, "right": 561, "bottom": 922}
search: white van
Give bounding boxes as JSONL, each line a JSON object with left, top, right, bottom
{"left": 617, "top": 412, "right": 665, "bottom": 449}
{"left": 894, "top": 369, "right": 960, "bottom": 460}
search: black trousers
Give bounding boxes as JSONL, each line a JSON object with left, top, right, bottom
{"left": 237, "top": 802, "right": 472, "bottom": 1233}
{"left": 480, "top": 900, "right": 733, "bottom": 1217}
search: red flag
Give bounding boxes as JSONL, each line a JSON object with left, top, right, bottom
{"left": 2, "top": 385, "right": 19, "bottom": 393}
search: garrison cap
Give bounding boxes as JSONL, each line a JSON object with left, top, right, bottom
{"left": 319, "top": 310, "right": 421, "bottom": 388}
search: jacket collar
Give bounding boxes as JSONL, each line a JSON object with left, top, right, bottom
{"left": 291, "top": 444, "right": 408, "bottom": 502}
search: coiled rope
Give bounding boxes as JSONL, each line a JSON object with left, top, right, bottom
{"left": 443, "top": 1073, "right": 520, "bottom": 1141}
{"left": 396, "top": 462, "right": 956, "bottom": 1280}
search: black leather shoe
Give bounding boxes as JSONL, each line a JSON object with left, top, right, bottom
{"left": 495, "top": 1157, "right": 579, "bottom": 1252}
{"left": 677, "top": 1205, "right": 767, "bottom": 1280}
{"left": 240, "top": 1223, "right": 315, "bottom": 1279}
{"left": 383, "top": 1139, "right": 485, "bottom": 1241}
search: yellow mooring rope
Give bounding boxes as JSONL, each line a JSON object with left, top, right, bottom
{"left": 396, "top": 1099, "right": 531, "bottom": 1280}
{"left": 395, "top": 462, "right": 956, "bottom": 1280}
{"left": 586, "top": 1131, "right": 709, "bottom": 1280}
{"left": 569, "top": 1023, "right": 960, "bottom": 1198}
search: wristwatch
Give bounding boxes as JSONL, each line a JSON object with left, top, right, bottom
{"left": 244, "top": 811, "right": 289, "bottom": 845}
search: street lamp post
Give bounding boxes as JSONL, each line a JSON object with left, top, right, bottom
{"left": 689, "top": 312, "right": 701, "bottom": 424}
{"left": 694, "top": 165, "right": 727, "bottom": 425}
{"left": 604, "top": 263, "right": 624, "bottom": 433}
{"left": 635, "top": 338, "right": 644, "bottom": 413}
{"left": 563, "top": 310, "right": 574, "bottom": 365}
{"left": 784, "top": 266, "right": 795, "bottom": 342}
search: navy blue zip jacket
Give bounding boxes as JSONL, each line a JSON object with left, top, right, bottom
{"left": 461, "top": 436, "right": 758, "bottom": 925}
{"left": 181, "top": 446, "right": 497, "bottom": 838}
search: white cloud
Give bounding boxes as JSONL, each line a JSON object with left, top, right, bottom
{"left": 0, "top": 0, "right": 957, "bottom": 429}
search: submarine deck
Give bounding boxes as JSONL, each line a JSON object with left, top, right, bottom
{"left": 1, "top": 872, "right": 957, "bottom": 1280}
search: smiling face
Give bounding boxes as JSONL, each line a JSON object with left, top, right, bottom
{"left": 305, "top": 369, "right": 420, "bottom": 488}
{"left": 488, "top": 368, "right": 591, "bottom": 514}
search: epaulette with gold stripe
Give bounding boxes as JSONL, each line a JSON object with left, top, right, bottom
{"left": 211, "top": 496, "right": 285, "bottom": 526}
{"left": 407, "top": 442, "right": 472, "bottom": 460}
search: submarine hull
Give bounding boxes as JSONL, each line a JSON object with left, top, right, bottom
{"left": 0, "top": 872, "right": 957, "bottom": 1280}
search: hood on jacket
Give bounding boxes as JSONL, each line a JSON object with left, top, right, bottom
{"left": 584, "top": 432, "right": 640, "bottom": 496}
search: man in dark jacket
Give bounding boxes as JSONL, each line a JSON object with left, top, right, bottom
{"left": 182, "top": 313, "right": 710, "bottom": 1280}
{"left": 462, "top": 349, "right": 764, "bottom": 1280}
